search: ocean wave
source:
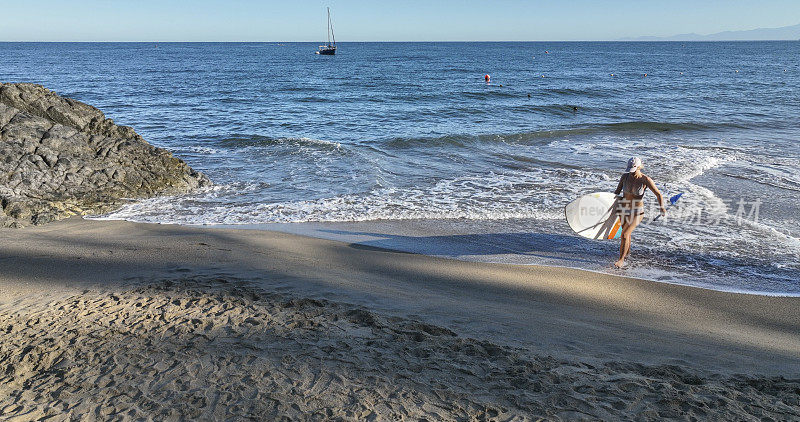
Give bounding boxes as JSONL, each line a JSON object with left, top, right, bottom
{"left": 276, "top": 85, "right": 318, "bottom": 93}
{"left": 182, "top": 145, "right": 227, "bottom": 155}
{"left": 93, "top": 168, "right": 602, "bottom": 225}
{"left": 539, "top": 87, "right": 618, "bottom": 98}
{"left": 461, "top": 89, "right": 519, "bottom": 99}
{"left": 594, "top": 121, "right": 715, "bottom": 132}
{"left": 508, "top": 103, "right": 584, "bottom": 116}
{"left": 644, "top": 196, "right": 800, "bottom": 273}
{"left": 442, "top": 67, "right": 472, "bottom": 73}
{"left": 547, "top": 137, "right": 737, "bottom": 182}
{"left": 297, "top": 96, "right": 334, "bottom": 103}
{"left": 95, "top": 195, "right": 561, "bottom": 225}
{"left": 382, "top": 134, "right": 482, "bottom": 149}
{"left": 216, "top": 135, "right": 343, "bottom": 151}
{"left": 737, "top": 217, "right": 800, "bottom": 260}
{"left": 718, "top": 159, "right": 800, "bottom": 193}
{"left": 380, "top": 121, "right": 730, "bottom": 150}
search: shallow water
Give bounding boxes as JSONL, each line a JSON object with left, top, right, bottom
{"left": 2, "top": 41, "right": 798, "bottom": 294}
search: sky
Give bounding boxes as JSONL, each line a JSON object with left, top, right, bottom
{"left": 1, "top": 0, "right": 799, "bottom": 42}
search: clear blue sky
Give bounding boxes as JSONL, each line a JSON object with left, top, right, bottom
{"left": 2, "top": 0, "right": 799, "bottom": 42}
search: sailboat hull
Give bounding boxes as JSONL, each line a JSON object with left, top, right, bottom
{"left": 316, "top": 47, "right": 336, "bottom": 55}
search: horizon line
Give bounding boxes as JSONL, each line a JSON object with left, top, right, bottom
{"left": 2, "top": 39, "right": 798, "bottom": 43}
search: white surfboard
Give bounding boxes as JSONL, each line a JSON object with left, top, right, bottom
{"left": 565, "top": 192, "right": 622, "bottom": 240}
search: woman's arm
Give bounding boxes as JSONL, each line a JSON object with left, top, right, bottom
{"left": 645, "top": 176, "right": 667, "bottom": 215}
{"left": 614, "top": 174, "right": 625, "bottom": 196}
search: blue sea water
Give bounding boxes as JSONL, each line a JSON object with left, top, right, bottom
{"left": 2, "top": 41, "right": 799, "bottom": 294}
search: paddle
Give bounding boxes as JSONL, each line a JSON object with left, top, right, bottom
{"left": 652, "top": 192, "right": 684, "bottom": 222}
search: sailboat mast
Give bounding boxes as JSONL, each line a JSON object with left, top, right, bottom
{"left": 330, "top": 9, "right": 336, "bottom": 46}
{"left": 327, "top": 8, "right": 331, "bottom": 46}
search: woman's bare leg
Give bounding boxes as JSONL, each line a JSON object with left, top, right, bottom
{"left": 616, "top": 213, "right": 643, "bottom": 267}
{"left": 614, "top": 215, "right": 631, "bottom": 268}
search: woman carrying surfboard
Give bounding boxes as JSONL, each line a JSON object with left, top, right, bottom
{"left": 613, "top": 157, "right": 666, "bottom": 268}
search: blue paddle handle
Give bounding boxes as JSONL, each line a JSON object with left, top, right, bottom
{"left": 652, "top": 192, "right": 683, "bottom": 223}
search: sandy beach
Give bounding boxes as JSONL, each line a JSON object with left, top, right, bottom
{"left": 0, "top": 218, "right": 798, "bottom": 420}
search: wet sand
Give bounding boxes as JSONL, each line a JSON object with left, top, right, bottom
{"left": 1, "top": 218, "right": 798, "bottom": 420}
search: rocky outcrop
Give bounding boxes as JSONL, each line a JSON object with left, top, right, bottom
{"left": 0, "top": 83, "right": 210, "bottom": 227}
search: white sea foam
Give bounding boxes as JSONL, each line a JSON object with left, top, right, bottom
{"left": 265, "top": 137, "right": 343, "bottom": 150}
{"left": 91, "top": 133, "right": 800, "bottom": 294}
{"left": 183, "top": 146, "right": 226, "bottom": 155}
{"left": 94, "top": 169, "right": 581, "bottom": 225}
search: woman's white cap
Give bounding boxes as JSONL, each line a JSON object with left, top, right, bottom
{"left": 626, "top": 157, "right": 642, "bottom": 173}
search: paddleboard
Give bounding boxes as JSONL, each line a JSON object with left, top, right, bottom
{"left": 565, "top": 192, "right": 622, "bottom": 240}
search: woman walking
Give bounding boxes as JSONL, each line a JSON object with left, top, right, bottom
{"left": 613, "top": 157, "right": 666, "bottom": 268}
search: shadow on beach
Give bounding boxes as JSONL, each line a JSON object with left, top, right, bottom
{"left": 320, "top": 229, "right": 607, "bottom": 264}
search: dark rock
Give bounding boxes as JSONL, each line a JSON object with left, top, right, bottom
{"left": 0, "top": 83, "right": 210, "bottom": 227}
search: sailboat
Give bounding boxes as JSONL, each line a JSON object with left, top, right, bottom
{"left": 316, "top": 7, "right": 337, "bottom": 55}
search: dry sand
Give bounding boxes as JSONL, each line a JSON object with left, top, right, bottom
{"left": 1, "top": 218, "right": 799, "bottom": 420}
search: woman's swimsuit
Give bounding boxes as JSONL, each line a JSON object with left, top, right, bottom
{"left": 618, "top": 173, "right": 646, "bottom": 216}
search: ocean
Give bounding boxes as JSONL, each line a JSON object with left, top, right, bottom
{"left": 2, "top": 41, "right": 798, "bottom": 294}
